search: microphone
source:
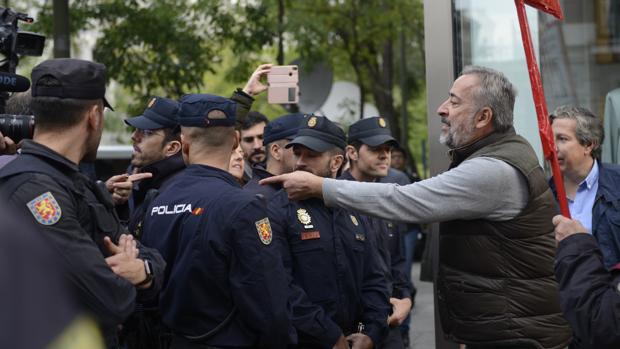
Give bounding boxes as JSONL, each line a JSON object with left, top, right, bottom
{"left": 0, "top": 72, "right": 30, "bottom": 92}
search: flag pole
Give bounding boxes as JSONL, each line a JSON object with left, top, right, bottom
{"left": 514, "top": 0, "right": 570, "bottom": 217}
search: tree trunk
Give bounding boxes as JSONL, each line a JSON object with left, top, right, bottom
{"left": 277, "top": 0, "right": 284, "bottom": 65}
{"left": 369, "top": 39, "right": 400, "bottom": 139}
{"left": 53, "top": 0, "right": 71, "bottom": 58}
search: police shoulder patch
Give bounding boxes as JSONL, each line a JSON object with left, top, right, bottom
{"left": 27, "top": 191, "right": 62, "bottom": 225}
{"left": 255, "top": 217, "right": 273, "bottom": 245}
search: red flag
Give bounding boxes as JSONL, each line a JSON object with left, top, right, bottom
{"left": 515, "top": 0, "right": 570, "bottom": 217}
{"left": 524, "top": 0, "right": 563, "bottom": 19}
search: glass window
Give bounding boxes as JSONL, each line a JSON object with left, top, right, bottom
{"left": 452, "top": 0, "right": 543, "bottom": 161}
{"left": 453, "top": 0, "right": 620, "bottom": 163}
{"left": 539, "top": 0, "right": 620, "bottom": 163}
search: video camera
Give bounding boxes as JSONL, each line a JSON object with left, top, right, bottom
{"left": 0, "top": 7, "right": 45, "bottom": 143}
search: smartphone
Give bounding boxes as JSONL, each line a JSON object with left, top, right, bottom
{"left": 267, "top": 65, "right": 299, "bottom": 104}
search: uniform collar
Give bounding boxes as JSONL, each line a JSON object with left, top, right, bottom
{"left": 185, "top": 163, "right": 241, "bottom": 187}
{"left": 139, "top": 152, "right": 185, "bottom": 185}
{"left": 19, "top": 140, "right": 80, "bottom": 173}
{"left": 338, "top": 170, "right": 379, "bottom": 182}
{"left": 251, "top": 164, "right": 274, "bottom": 181}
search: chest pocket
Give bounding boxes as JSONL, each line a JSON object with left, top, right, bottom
{"left": 288, "top": 211, "right": 335, "bottom": 303}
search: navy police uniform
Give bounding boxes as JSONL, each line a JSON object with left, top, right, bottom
{"left": 344, "top": 117, "right": 414, "bottom": 348}
{"left": 117, "top": 97, "right": 185, "bottom": 240}
{"left": 141, "top": 94, "right": 291, "bottom": 349}
{"left": 268, "top": 115, "right": 390, "bottom": 348}
{"left": 244, "top": 113, "right": 305, "bottom": 199}
{"left": 0, "top": 59, "right": 165, "bottom": 349}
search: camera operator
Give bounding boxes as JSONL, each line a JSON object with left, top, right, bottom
{"left": 0, "top": 91, "right": 32, "bottom": 165}
{"left": 0, "top": 131, "right": 15, "bottom": 155}
{"left": 0, "top": 58, "right": 165, "bottom": 349}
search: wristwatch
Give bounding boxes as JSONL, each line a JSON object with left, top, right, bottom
{"left": 136, "top": 259, "right": 153, "bottom": 287}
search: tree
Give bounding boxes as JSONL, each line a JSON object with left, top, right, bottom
{"left": 28, "top": 0, "right": 427, "bottom": 166}
{"left": 281, "top": 0, "right": 425, "bottom": 146}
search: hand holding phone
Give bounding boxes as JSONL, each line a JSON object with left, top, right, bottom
{"left": 267, "top": 65, "right": 299, "bottom": 104}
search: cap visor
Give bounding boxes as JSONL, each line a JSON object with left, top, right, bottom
{"left": 124, "top": 115, "right": 165, "bottom": 130}
{"left": 286, "top": 136, "right": 334, "bottom": 152}
{"left": 103, "top": 97, "right": 114, "bottom": 111}
{"left": 359, "top": 134, "right": 399, "bottom": 147}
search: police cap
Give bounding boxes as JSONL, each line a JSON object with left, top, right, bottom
{"left": 178, "top": 94, "right": 236, "bottom": 128}
{"left": 286, "top": 115, "right": 346, "bottom": 152}
{"left": 263, "top": 113, "right": 305, "bottom": 145}
{"left": 348, "top": 116, "right": 398, "bottom": 147}
{"left": 31, "top": 58, "right": 114, "bottom": 110}
{"left": 125, "top": 97, "right": 180, "bottom": 130}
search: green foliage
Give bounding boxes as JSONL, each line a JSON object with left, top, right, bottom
{"left": 24, "top": 0, "right": 428, "bottom": 166}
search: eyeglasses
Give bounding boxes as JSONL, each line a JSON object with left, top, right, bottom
{"left": 134, "top": 128, "right": 164, "bottom": 138}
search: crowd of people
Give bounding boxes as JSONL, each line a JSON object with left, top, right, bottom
{"left": 1, "top": 57, "right": 619, "bottom": 349}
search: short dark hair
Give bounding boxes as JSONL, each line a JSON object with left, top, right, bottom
{"left": 391, "top": 145, "right": 407, "bottom": 157}
{"left": 264, "top": 139, "right": 288, "bottom": 163}
{"left": 240, "top": 111, "right": 268, "bottom": 131}
{"left": 30, "top": 76, "right": 99, "bottom": 131}
{"left": 182, "top": 126, "right": 235, "bottom": 149}
{"left": 162, "top": 126, "right": 181, "bottom": 144}
{"left": 348, "top": 141, "right": 362, "bottom": 151}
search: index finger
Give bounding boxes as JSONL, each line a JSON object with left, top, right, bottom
{"left": 127, "top": 172, "right": 153, "bottom": 182}
{"left": 259, "top": 174, "right": 287, "bottom": 186}
{"left": 254, "top": 63, "right": 273, "bottom": 72}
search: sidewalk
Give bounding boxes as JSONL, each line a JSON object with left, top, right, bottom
{"left": 409, "top": 262, "right": 435, "bottom": 349}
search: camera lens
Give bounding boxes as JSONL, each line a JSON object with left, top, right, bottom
{"left": 0, "top": 114, "right": 34, "bottom": 143}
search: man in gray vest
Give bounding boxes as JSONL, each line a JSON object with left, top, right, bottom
{"left": 262, "top": 66, "right": 571, "bottom": 348}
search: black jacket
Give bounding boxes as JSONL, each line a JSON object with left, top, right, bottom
{"left": 243, "top": 164, "right": 281, "bottom": 199}
{"left": 0, "top": 141, "right": 166, "bottom": 349}
{"left": 268, "top": 190, "right": 390, "bottom": 348}
{"left": 340, "top": 171, "right": 413, "bottom": 301}
{"left": 555, "top": 233, "right": 620, "bottom": 349}
{"left": 117, "top": 152, "right": 186, "bottom": 239}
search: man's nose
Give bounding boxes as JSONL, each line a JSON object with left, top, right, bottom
{"left": 253, "top": 137, "right": 262, "bottom": 149}
{"left": 437, "top": 99, "right": 449, "bottom": 117}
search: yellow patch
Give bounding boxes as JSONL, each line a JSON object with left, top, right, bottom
{"left": 148, "top": 98, "right": 156, "bottom": 108}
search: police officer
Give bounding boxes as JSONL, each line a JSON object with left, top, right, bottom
{"left": 141, "top": 94, "right": 291, "bottom": 349}
{"left": 106, "top": 97, "right": 184, "bottom": 239}
{"left": 267, "top": 115, "right": 390, "bottom": 349}
{"left": 0, "top": 58, "right": 165, "bottom": 349}
{"left": 107, "top": 64, "right": 270, "bottom": 239}
{"left": 342, "top": 117, "right": 413, "bottom": 349}
{"left": 244, "top": 112, "right": 305, "bottom": 198}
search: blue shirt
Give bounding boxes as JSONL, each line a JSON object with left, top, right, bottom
{"left": 568, "top": 161, "right": 599, "bottom": 233}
